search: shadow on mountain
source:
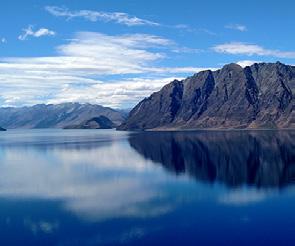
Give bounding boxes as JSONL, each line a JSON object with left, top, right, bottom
{"left": 129, "top": 130, "right": 295, "bottom": 188}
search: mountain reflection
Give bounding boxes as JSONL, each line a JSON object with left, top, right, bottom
{"left": 129, "top": 131, "right": 295, "bottom": 188}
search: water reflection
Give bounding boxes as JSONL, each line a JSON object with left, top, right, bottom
{"left": 0, "top": 130, "right": 171, "bottom": 223}
{"left": 0, "top": 129, "right": 125, "bottom": 150}
{"left": 129, "top": 130, "right": 295, "bottom": 188}
{"left": 0, "top": 130, "right": 295, "bottom": 245}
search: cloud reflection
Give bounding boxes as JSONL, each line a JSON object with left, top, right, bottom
{"left": 0, "top": 131, "right": 173, "bottom": 222}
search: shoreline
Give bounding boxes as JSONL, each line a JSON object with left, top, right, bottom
{"left": 117, "top": 127, "right": 295, "bottom": 132}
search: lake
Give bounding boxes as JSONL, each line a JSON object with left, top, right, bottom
{"left": 0, "top": 129, "right": 294, "bottom": 245}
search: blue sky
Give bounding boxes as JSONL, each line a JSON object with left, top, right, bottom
{"left": 0, "top": 0, "right": 295, "bottom": 108}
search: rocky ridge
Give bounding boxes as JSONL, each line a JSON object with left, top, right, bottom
{"left": 118, "top": 62, "right": 294, "bottom": 130}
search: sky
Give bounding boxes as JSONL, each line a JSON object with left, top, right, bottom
{"left": 0, "top": 0, "right": 295, "bottom": 108}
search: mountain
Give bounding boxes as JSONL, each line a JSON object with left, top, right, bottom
{"left": 0, "top": 103, "right": 126, "bottom": 129}
{"left": 0, "top": 127, "right": 6, "bottom": 131}
{"left": 118, "top": 62, "right": 294, "bottom": 130}
{"left": 64, "top": 116, "right": 115, "bottom": 129}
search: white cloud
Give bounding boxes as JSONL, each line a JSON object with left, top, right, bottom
{"left": 225, "top": 24, "right": 247, "bottom": 32}
{"left": 0, "top": 31, "right": 210, "bottom": 108}
{"left": 6, "top": 32, "right": 174, "bottom": 75}
{"left": 212, "top": 42, "right": 295, "bottom": 58}
{"left": 56, "top": 32, "right": 171, "bottom": 66}
{"left": 18, "top": 25, "right": 56, "bottom": 41}
{"left": 1, "top": 38, "right": 6, "bottom": 43}
{"left": 236, "top": 60, "right": 261, "bottom": 67}
{"left": 45, "top": 6, "right": 159, "bottom": 26}
{"left": 47, "top": 77, "right": 182, "bottom": 108}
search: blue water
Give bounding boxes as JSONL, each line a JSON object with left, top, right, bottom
{"left": 0, "top": 129, "right": 294, "bottom": 245}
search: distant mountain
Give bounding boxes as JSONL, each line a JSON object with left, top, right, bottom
{"left": 118, "top": 62, "right": 294, "bottom": 130}
{"left": 0, "top": 126, "right": 6, "bottom": 131}
{"left": 0, "top": 103, "right": 126, "bottom": 129}
{"left": 64, "top": 116, "right": 115, "bottom": 129}
{"left": 116, "top": 108, "right": 132, "bottom": 116}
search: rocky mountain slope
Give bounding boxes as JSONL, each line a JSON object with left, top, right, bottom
{"left": 0, "top": 103, "right": 126, "bottom": 129}
{"left": 64, "top": 116, "right": 116, "bottom": 129}
{"left": 118, "top": 62, "right": 294, "bottom": 130}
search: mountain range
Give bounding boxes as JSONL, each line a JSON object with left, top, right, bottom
{"left": 118, "top": 62, "right": 294, "bottom": 130}
{"left": 0, "top": 103, "right": 126, "bottom": 129}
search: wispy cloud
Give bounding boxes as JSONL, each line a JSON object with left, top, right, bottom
{"left": 212, "top": 42, "right": 295, "bottom": 58}
{"left": 0, "top": 32, "right": 209, "bottom": 107}
{"left": 199, "top": 28, "right": 217, "bottom": 36}
{"left": 45, "top": 5, "right": 218, "bottom": 39}
{"left": 45, "top": 6, "right": 159, "bottom": 26}
{"left": 225, "top": 24, "right": 247, "bottom": 32}
{"left": 18, "top": 25, "right": 56, "bottom": 41}
{"left": 174, "top": 24, "right": 217, "bottom": 36}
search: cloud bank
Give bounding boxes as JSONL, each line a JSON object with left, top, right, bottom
{"left": 0, "top": 32, "right": 209, "bottom": 108}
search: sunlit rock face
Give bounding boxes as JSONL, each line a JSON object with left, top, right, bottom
{"left": 129, "top": 130, "right": 295, "bottom": 188}
{"left": 119, "top": 62, "right": 295, "bottom": 130}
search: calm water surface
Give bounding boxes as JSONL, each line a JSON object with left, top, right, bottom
{"left": 0, "top": 129, "right": 294, "bottom": 245}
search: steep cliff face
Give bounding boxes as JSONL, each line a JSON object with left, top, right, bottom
{"left": 118, "top": 62, "right": 294, "bottom": 130}
{"left": 118, "top": 80, "right": 183, "bottom": 130}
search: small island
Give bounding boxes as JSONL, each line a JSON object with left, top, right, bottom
{"left": 64, "top": 116, "right": 116, "bottom": 129}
